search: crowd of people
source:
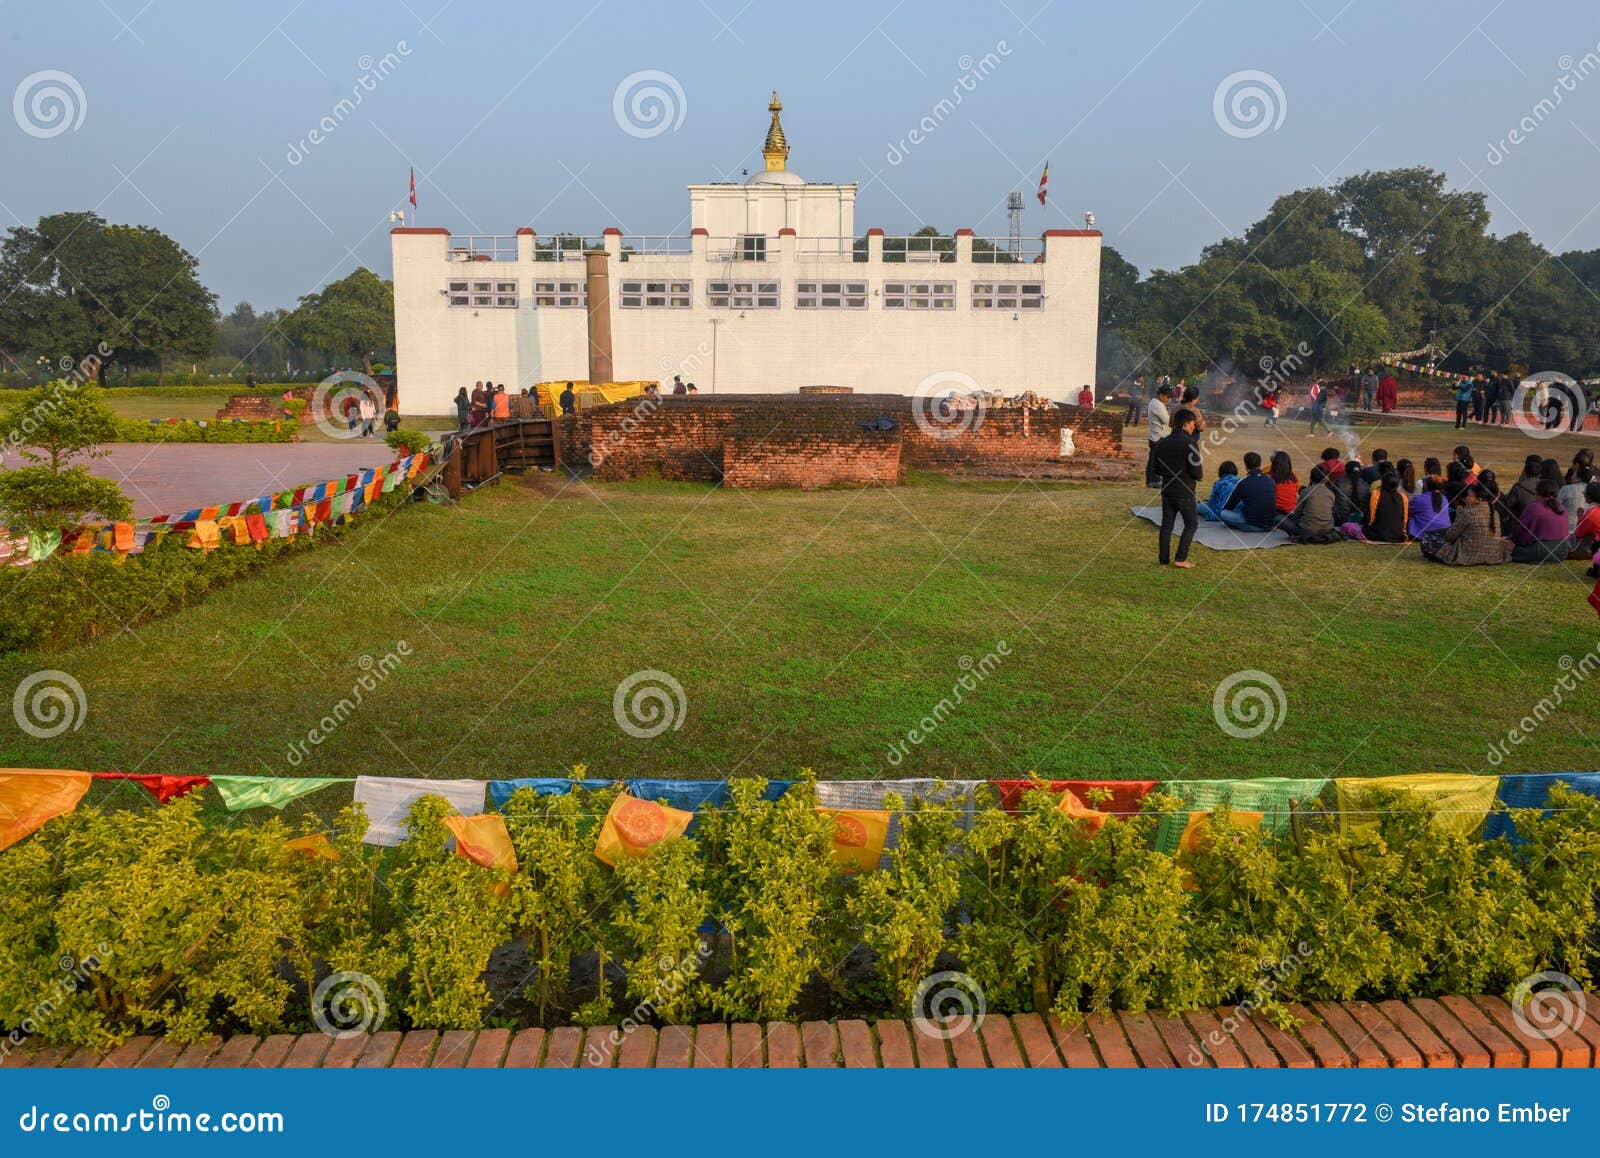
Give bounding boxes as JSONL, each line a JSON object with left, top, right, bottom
{"left": 1151, "top": 421, "right": 1600, "bottom": 570}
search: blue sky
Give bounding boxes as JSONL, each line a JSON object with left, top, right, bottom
{"left": 5, "top": 0, "right": 1600, "bottom": 310}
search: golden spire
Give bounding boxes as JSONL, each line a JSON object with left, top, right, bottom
{"left": 762, "top": 90, "right": 789, "bottom": 172}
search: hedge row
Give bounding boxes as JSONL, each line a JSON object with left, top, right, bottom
{"left": 112, "top": 418, "right": 297, "bottom": 443}
{"left": 3, "top": 779, "right": 1595, "bottom": 1048}
{"left": 0, "top": 494, "right": 408, "bottom": 654}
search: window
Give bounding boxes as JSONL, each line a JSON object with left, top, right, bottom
{"left": 796, "top": 280, "right": 868, "bottom": 309}
{"left": 972, "top": 282, "right": 1043, "bottom": 310}
{"left": 533, "top": 280, "right": 586, "bottom": 307}
{"left": 740, "top": 234, "right": 767, "bottom": 262}
{"left": 620, "top": 280, "right": 692, "bottom": 308}
{"left": 883, "top": 281, "right": 955, "bottom": 310}
{"left": 708, "top": 280, "right": 780, "bottom": 309}
{"left": 448, "top": 279, "right": 518, "bottom": 308}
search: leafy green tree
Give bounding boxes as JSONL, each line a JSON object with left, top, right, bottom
{"left": 0, "top": 212, "right": 217, "bottom": 385}
{"left": 280, "top": 268, "right": 395, "bottom": 374}
{"left": 2, "top": 383, "right": 123, "bottom": 472}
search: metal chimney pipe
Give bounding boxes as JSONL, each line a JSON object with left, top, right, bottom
{"left": 584, "top": 251, "right": 614, "bottom": 385}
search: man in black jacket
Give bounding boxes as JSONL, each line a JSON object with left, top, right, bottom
{"left": 1153, "top": 407, "right": 1204, "bottom": 568}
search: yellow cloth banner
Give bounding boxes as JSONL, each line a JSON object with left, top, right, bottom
{"left": 1175, "top": 809, "right": 1263, "bottom": 889}
{"left": 817, "top": 807, "right": 890, "bottom": 873}
{"left": 186, "top": 520, "right": 221, "bottom": 551}
{"left": 594, "top": 792, "right": 693, "bottom": 866}
{"left": 1335, "top": 774, "right": 1499, "bottom": 839}
{"left": 444, "top": 813, "right": 518, "bottom": 896}
{"left": 0, "top": 770, "right": 92, "bottom": 851}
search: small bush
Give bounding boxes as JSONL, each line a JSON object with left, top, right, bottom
{"left": 385, "top": 428, "right": 432, "bottom": 455}
{"left": 113, "top": 419, "right": 296, "bottom": 443}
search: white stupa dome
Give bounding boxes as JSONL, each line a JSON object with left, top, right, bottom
{"left": 746, "top": 169, "right": 806, "bottom": 186}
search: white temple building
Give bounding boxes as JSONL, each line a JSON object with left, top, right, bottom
{"left": 390, "top": 94, "right": 1101, "bottom": 413}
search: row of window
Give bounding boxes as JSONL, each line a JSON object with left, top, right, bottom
{"left": 445, "top": 279, "right": 1047, "bottom": 310}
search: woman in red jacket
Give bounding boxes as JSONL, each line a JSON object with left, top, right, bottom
{"left": 1269, "top": 451, "right": 1299, "bottom": 515}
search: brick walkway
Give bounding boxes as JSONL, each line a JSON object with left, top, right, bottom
{"left": 7, "top": 995, "right": 1597, "bottom": 1068}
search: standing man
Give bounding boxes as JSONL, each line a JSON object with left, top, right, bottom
{"left": 1483, "top": 373, "right": 1502, "bottom": 425}
{"left": 1307, "top": 378, "right": 1329, "bottom": 435}
{"left": 1471, "top": 373, "right": 1487, "bottom": 424}
{"left": 245, "top": 370, "right": 257, "bottom": 390}
{"left": 1126, "top": 374, "right": 1145, "bottom": 425}
{"left": 559, "top": 381, "right": 578, "bottom": 415}
{"left": 672, "top": 375, "right": 688, "bottom": 396}
{"left": 454, "top": 387, "right": 470, "bottom": 430}
{"left": 1153, "top": 407, "right": 1204, "bottom": 569}
{"left": 1360, "top": 367, "right": 1377, "bottom": 411}
{"left": 1146, "top": 382, "right": 1173, "bottom": 489}
{"left": 1377, "top": 370, "right": 1398, "bottom": 413}
{"left": 1454, "top": 376, "right": 1473, "bottom": 429}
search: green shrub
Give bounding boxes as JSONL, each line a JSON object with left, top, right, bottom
{"left": 385, "top": 428, "right": 432, "bottom": 455}
{"left": 113, "top": 418, "right": 296, "bottom": 443}
{"left": 0, "top": 466, "right": 132, "bottom": 538}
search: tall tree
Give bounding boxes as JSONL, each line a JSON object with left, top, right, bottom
{"left": 280, "top": 268, "right": 395, "bottom": 374}
{"left": 0, "top": 211, "right": 218, "bottom": 384}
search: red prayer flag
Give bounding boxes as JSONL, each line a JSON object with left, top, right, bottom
{"left": 93, "top": 772, "right": 211, "bottom": 804}
{"left": 409, "top": 166, "right": 417, "bottom": 208}
{"left": 991, "top": 779, "right": 1156, "bottom": 818}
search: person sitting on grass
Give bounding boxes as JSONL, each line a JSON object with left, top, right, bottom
{"left": 1572, "top": 483, "right": 1600, "bottom": 574}
{"left": 1361, "top": 449, "right": 1389, "bottom": 484}
{"left": 1420, "top": 456, "right": 1445, "bottom": 495}
{"left": 1270, "top": 451, "right": 1299, "bottom": 516}
{"left": 1408, "top": 475, "right": 1453, "bottom": 539}
{"left": 1318, "top": 446, "right": 1345, "bottom": 478}
{"left": 1281, "top": 465, "right": 1344, "bottom": 543}
{"left": 1565, "top": 448, "right": 1595, "bottom": 486}
{"left": 1394, "top": 457, "right": 1417, "bottom": 495}
{"left": 1509, "top": 479, "right": 1575, "bottom": 564}
{"left": 1506, "top": 453, "right": 1544, "bottom": 518}
{"left": 1219, "top": 451, "right": 1279, "bottom": 533}
{"left": 1453, "top": 444, "right": 1480, "bottom": 483}
{"left": 1200, "top": 460, "right": 1240, "bottom": 521}
{"left": 1419, "top": 482, "right": 1511, "bottom": 566}
{"left": 1331, "top": 457, "right": 1370, "bottom": 528}
{"left": 1559, "top": 466, "right": 1596, "bottom": 534}
{"left": 1366, "top": 470, "right": 1410, "bottom": 543}
{"left": 1443, "top": 460, "right": 1471, "bottom": 506}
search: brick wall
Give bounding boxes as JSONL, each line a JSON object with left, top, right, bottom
{"left": 559, "top": 395, "right": 1129, "bottom": 489}
{"left": 722, "top": 410, "right": 902, "bottom": 489}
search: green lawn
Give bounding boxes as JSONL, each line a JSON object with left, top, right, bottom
{"left": 2, "top": 416, "right": 1597, "bottom": 784}
{"left": 103, "top": 393, "right": 457, "bottom": 439}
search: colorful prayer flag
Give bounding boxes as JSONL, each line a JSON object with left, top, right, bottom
{"left": 1335, "top": 774, "right": 1499, "bottom": 839}
{"left": 353, "top": 776, "right": 487, "bottom": 847}
{"left": 283, "top": 833, "right": 339, "bottom": 860}
{"left": 443, "top": 813, "right": 519, "bottom": 895}
{"left": 818, "top": 807, "right": 890, "bottom": 872}
{"left": 1036, "top": 162, "right": 1049, "bottom": 206}
{"left": 594, "top": 792, "right": 693, "bottom": 866}
{"left": 211, "top": 776, "right": 343, "bottom": 812}
{"left": 92, "top": 772, "right": 210, "bottom": 804}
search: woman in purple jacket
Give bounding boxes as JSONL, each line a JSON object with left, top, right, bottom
{"left": 1407, "top": 476, "right": 1452, "bottom": 539}
{"left": 1509, "top": 479, "right": 1574, "bottom": 563}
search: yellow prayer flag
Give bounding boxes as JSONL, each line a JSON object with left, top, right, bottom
{"left": 594, "top": 793, "right": 693, "bottom": 867}
{"left": 186, "top": 520, "right": 221, "bottom": 551}
{"left": 817, "top": 807, "right": 890, "bottom": 873}
{"left": 0, "top": 770, "right": 92, "bottom": 851}
{"left": 283, "top": 833, "right": 339, "bottom": 861}
{"left": 1175, "top": 809, "right": 1263, "bottom": 890}
{"left": 1335, "top": 774, "right": 1499, "bottom": 839}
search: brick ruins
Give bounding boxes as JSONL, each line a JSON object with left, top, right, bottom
{"left": 556, "top": 394, "right": 1133, "bottom": 490}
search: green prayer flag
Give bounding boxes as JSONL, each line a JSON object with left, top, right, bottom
{"left": 1153, "top": 777, "right": 1327, "bottom": 852}
{"left": 211, "top": 776, "right": 345, "bottom": 812}
{"left": 25, "top": 530, "right": 62, "bottom": 563}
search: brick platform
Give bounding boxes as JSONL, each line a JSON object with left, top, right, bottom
{"left": 8, "top": 995, "right": 1596, "bottom": 1069}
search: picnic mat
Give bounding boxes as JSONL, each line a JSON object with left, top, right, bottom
{"left": 1129, "top": 506, "right": 1294, "bottom": 551}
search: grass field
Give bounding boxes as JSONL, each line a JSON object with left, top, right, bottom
{"left": 103, "top": 393, "right": 458, "bottom": 438}
{"left": 2, "top": 414, "right": 1597, "bottom": 785}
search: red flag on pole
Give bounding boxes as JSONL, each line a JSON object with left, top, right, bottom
{"left": 408, "top": 167, "right": 417, "bottom": 208}
{"left": 1036, "top": 162, "right": 1048, "bottom": 206}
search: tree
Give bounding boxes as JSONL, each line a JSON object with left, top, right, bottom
{"left": 280, "top": 268, "right": 395, "bottom": 374}
{"left": 0, "top": 212, "right": 218, "bottom": 385}
{"left": 2, "top": 384, "right": 123, "bottom": 472}
{"left": 0, "top": 466, "right": 131, "bottom": 540}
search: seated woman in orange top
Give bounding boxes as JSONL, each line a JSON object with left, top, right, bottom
{"left": 1269, "top": 451, "right": 1299, "bottom": 515}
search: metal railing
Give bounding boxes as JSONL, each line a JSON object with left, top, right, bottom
{"left": 794, "top": 237, "right": 868, "bottom": 262}
{"left": 878, "top": 235, "right": 957, "bottom": 263}
{"left": 532, "top": 235, "right": 609, "bottom": 262}
{"left": 446, "top": 235, "right": 519, "bottom": 262}
{"left": 619, "top": 235, "right": 694, "bottom": 259}
{"left": 969, "top": 237, "right": 1043, "bottom": 264}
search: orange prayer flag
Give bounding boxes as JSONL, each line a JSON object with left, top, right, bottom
{"left": 186, "top": 520, "right": 221, "bottom": 551}
{"left": 112, "top": 522, "right": 135, "bottom": 553}
{"left": 283, "top": 833, "right": 339, "bottom": 861}
{"left": 0, "top": 770, "right": 92, "bottom": 851}
{"left": 817, "top": 807, "right": 890, "bottom": 873}
{"left": 443, "top": 813, "right": 518, "bottom": 874}
{"left": 594, "top": 792, "right": 693, "bottom": 867}
{"left": 1056, "top": 788, "right": 1111, "bottom": 834}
